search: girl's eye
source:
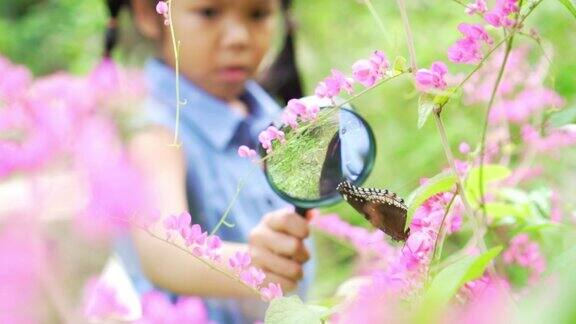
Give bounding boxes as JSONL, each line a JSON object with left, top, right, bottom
{"left": 250, "top": 8, "right": 271, "bottom": 20}
{"left": 197, "top": 7, "right": 220, "bottom": 19}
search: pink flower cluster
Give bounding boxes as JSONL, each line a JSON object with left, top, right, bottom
{"left": 489, "top": 87, "right": 564, "bottom": 124}
{"left": 227, "top": 251, "right": 283, "bottom": 301}
{"left": 351, "top": 50, "right": 390, "bottom": 87}
{"left": 0, "top": 222, "right": 46, "bottom": 323}
{"left": 162, "top": 217, "right": 283, "bottom": 301}
{"left": 326, "top": 190, "right": 464, "bottom": 321}
{"left": 136, "top": 291, "right": 211, "bottom": 324}
{"left": 448, "top": 23, "right": 493, "bottom": 65}
{"left": 521, "top": 125, "right": 576, "bottom": 153}
{"left": 156, "top": 1, "right": 171, "bottom": 25}
{"left": 163, "top": 212, "right": 221, "bottom": 261}
{"left": 315, "top": 69, "right": 354, "bottom": 99}
{"left": 314, "top": 50, "right": 390, "bottom": 99}
{"left": 237, "top": 145, "right": 258, "bottom": 159}
{"left": 465, "top": 0, "right": 487, "bottom": 15}
{"left": 414, "top": 61, "right": 449, "bottom": 92}
{"left": 311, "top": 213, "right": 396, "bottom": 262}
{"left": 485, "top": 0, "right": 520, "bottom": 28}
{"left": 257, "top": 125, "right": 285, "bottom": 154}
{"left": 83, "top": 278, "right": 130, "bottom": 320}
{"left": 503, "top": 234, "right": 546, "bottom": 284}
{"left": 463, "top": 46, "right": 564, "bottom": 125}
{"left": 283, "top": 98, "right": 320, "bottom": 128}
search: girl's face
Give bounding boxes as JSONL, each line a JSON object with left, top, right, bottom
{"left": 157, "top": 0, "right": 279, "bottom": 101}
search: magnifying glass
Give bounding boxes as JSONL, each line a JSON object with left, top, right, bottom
{"left": 263, "top": 96, "right": 376, "bottom": 217}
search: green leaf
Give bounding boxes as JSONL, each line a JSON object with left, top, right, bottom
{"left": 465, "top": 165, "right": 511, "bottom": 206}
{"left": 558, "top": 0, "right": 576, "bottom": 19}
{"left": 393, "top": 55, "right": 408, "bottom": 73}
{"left": 418, "top": 94, "right": 435, "bottom": 129}
{"left": 549, "top": 106, "right": 576, "bottom": 127}
{"left": 418, "top": 246, "right": 502, "bottom": 321}
{"left": 485, "top": 202, "right": 530, "bottom": 221}
{"left": 433, "top": 87, "right": 457, "bottom": 107}
{"left": 265, "top": 296, "right": 329, "bottom": 324}
{"left": 405, "top": 171, "right": 457, "bottom": 230}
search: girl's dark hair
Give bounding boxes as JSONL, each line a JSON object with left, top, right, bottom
{"left": 260, "top": 0, "right": 304, "bottom": 103}
{"left": 104, "top": 0, "right": 302, "bottom": 103}
{"left": 104, "top": 0, "right": 129, "bottom": 57}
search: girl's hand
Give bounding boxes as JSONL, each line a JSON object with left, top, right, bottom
{"left": 248, "top": 208, "right": 310, "bottom": 293}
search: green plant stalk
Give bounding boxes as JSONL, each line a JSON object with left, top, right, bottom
{"left": 363, "top": 0, "right": 392, "bottom": 48}
{"left": 478, "top": 0, "right": 542, "bottom": 224}
{"left": 168, "top": 0, "right": 183, "bottom": 147}
{"left": 433, "top": 112, "right": 489, "bottom": 256}
{"left": 395, "top": 0, "right": 418, "bottom": 72}
{"left": 427, "top": 190, "right": 458, "bottom": 284}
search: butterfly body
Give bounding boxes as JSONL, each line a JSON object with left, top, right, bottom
{"left": 336, "top": 181, "right": 410, "bottom": 241}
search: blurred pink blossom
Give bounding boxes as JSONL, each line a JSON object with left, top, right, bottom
{"left": 415, "top": 61, "right": 448, "bottom": 91}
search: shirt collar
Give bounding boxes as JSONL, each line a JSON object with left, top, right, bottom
{"left": 144, "top": 58, "right": 280, "bottom": 150}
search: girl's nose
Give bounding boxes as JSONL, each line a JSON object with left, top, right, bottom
{"left": 221, "top": 18, "right": 250, "bottom": 50}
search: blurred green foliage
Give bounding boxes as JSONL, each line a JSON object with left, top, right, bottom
{"left": 1, "top": 0, "right": 575, "bottom": 302}
{"left": 0, "top": 0, "right": 107, "bottom": 75}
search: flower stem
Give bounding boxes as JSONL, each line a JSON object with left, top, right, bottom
{"left": 167, "top": 0, "right": 183, "bottom": 147}
{"left": 433, "top": 111, "right": 488, "bottom": 254}
{"left": 395, "top": 0, "right": 418, "bottom": 72}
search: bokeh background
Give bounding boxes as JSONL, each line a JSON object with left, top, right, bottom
{"left": 1, "top": 0, "right": 575, "bottom": 303}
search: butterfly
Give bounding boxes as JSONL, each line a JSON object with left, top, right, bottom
{"left": 336, "top": 181, "right": 410, "bottom": 241}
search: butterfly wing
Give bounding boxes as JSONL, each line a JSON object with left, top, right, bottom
{"left": 337, "top": 181, "right": 410, "bottom": 241}
{"left": 362, "top": 199, "right": 410, "bottom": 242}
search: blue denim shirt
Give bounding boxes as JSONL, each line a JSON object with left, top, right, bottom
{"left": 116, "top": 59, "right": 313, "bottom": 323}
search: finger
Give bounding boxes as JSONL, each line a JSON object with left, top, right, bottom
{"left": 264, "top": 209, "right": 310, "bottom": 239}
{"left": 251, "top": 226, "right": 309, "bottom": 262}
{"left": 251, "top": 247, "right": 303, "bottom": 281}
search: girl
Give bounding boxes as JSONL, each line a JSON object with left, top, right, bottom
{"left": 106, "top": 0, "right": 313, "bottom": 322}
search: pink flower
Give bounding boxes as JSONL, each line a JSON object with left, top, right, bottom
{"left": 415, "top": 61, "right": 448, "bottom": 91}
{"left": 137, "top": 291, "right": 209, "bottom": 324}
{"left": 83, "top": 279, "right": 129, "bottom": 320}
{"left": 286, "top": 99, "right": 307, "bottom": 116}
{"left": 228, "top": 251, "right": 252, "bottom": 272}
{"left": 459, "top": 142, "right": 471, "bottom": 154}
{"left": 352, "top": 59, "right": 377, "bottom": 87}
{"left": 301, "top": 103, "right": 320, "bottom": 121}
{"left": 258, "top": 130, "right": 273, "bottom": 152}
{"left": 240, "top": 266, "right": 266, "bottom": 288}
{"left": 281, "top": 110, "right": 299, "bottom": 129}
{"left": 156, "top": 1, "right": 169, "bottom": 15}
{"left": 351, "top": 50, "right": 389, "bottom": 88}
{"left": 503, "top": 234, "right": 546, "bottom": 284}
{"left": 465, "top": 0, "right": 487, "bottom": 15}
{"left": 448, "top": 24, "right": 492, "bottom": 65}
{"left": 370, "top": 50, "right": 389, "bottom": 76}
{"left": 181, "top": 224, "right": 207, "bottom": 247}
{"left": 484, "top": 0, "right": 519, "bottom": 28}
{"left": 260, "top": 282, "right": 283, "bottom": 301}
{"left": 459, "top": 23, "right": 493, "bottom": 45}
{"left": 163, "top": 212, "right": 192, "bottom": 239}
{"left": 237, "top": 145, "right": 257, "bottom": 159}
{"left": 315, "top": 69, "right": 354, "bottom": 99}
{"left": 330, "top": 69, "right": 354, "bottom": 94}
{"left": 266, "top": 126, "right": 285, "bottom": 143}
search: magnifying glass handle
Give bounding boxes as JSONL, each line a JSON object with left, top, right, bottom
{"left": 295, "top": 206, "right": 310, "bottom": 218}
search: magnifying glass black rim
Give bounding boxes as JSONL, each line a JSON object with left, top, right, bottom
{"left": 262, "top": 105, "right": 376, "bottom": 209}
